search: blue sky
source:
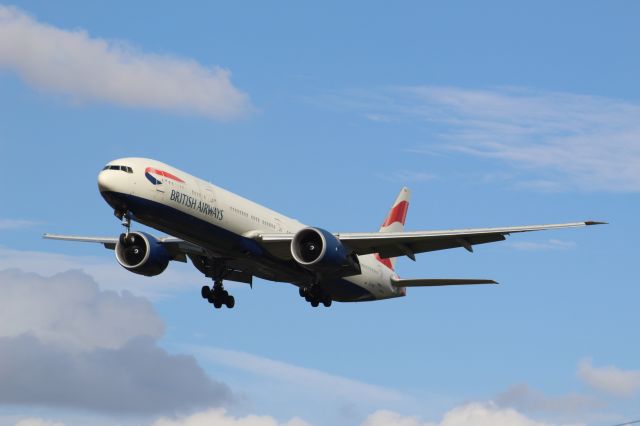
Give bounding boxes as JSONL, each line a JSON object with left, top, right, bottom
{"left": 0, "top": 1, "right": 638, "bottom": 425}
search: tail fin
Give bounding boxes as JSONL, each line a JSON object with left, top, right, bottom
{"left": 375, "top": 187, "right": 411, "bottom": 270}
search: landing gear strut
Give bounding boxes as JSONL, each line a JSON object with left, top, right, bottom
{"left": 299, "top": 286, "right": 332, "bottom": 308}
{"left": 116, "top": 210, "right": 135, "bottom": 246}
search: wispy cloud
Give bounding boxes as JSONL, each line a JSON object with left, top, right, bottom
{"left": 0, "top": 5, "right": 251, "bottom": 120}
{"left": 0, "top": 218, "right": 38, "bottom": 230}
{"left": 379, "top": 170, "right": 437, "bottom": 183}
{"left": 578, "top": 358, "right": 640, "bottom": 397}
{"left": 329, "top": 86, "right": 640, "bottom": 192}
{"left": 507, "top": 239, "right": 576, "bottom": 251}
{"left": 190, "top": 346, "right": 405, "bottom": 404}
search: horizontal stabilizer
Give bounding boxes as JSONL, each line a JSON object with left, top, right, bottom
{"left": 391, "top": 277, "right": 497, "bottom": 287}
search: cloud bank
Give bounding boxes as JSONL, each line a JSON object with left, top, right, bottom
{"left": 0, "top": 269, "right": 232, "bottom": 414}
{"left": 152, "top": 408, "right": 310, "bottom": 426}
{"left": 363, "top": 403, "right": 562, "bottom": 426}
{"left": 0, "top": 5, "right": 251, "bottom": 119}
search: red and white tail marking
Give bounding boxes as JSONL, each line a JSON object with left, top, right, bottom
{"left": 374, "top": 187, "right": 411, "bottom": 270}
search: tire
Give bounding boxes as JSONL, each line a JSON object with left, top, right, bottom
{"left": 322, "top": 299, "right": 332, "bottom": 307}
{"left": 213, "top": 300, "right": 222, "bottom": 309}
{"left": 311, "top": 299, "right": 319, "bottom": 307}
{"left": 201, "top": 286, "right": 211, "bottom": 299}
{"left": 225, "top": 296, "right": 235, "bottom": 309}
{"left": 299, "top": 287, "right": 306, "bottom": 297}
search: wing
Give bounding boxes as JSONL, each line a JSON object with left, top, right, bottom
{"left": 257, "top": 221, "right": 606, "bottom": 260}
{"left": 42, "top": 233, "right": 207, "bottom": 261}
{"left": 391, "top": 277, "right": 497, "bottom": 287}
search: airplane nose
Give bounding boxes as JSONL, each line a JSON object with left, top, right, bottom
{"left": 97, "top": 170, "right": 111, "bottom": 193}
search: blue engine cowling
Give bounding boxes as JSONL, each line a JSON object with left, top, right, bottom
{"left": 115, "top": 231, "right": 171, "bottom": 277}
{"left": 291, "top": 227, "right": 359, "bottom": 275}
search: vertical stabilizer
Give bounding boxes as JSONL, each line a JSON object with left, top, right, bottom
{"left": 375, "top": 187, "right": 411, "bottom": 270}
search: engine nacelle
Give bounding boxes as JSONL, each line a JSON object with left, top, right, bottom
{"left": 291, "top": 227, "right": 360, "bottom": 275}
{"left": 115, "top": 231, "right": 171, "bottom": 277}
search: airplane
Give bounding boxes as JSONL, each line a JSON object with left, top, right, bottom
{"left": 44, "top": 158, "right": 605, "bottom": 310}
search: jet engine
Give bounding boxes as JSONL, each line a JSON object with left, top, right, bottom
{"left": 291, "top": 227, "right": 360, "bottom": 276}
{"left": 115, "top": 231, "right": 171, "bottom": 276}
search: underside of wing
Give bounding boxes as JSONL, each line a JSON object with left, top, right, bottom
{"left": 257, "top": 221, "right": 605, "bottom": 260}
{"left": 43, "top": 233, "right": 119, "bottom": 248}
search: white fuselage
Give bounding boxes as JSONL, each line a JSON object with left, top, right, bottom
{"left": 98, "top": 158, "right": 402, "bottom": 302}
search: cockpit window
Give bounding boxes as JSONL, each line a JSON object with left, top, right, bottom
{"left": 102, "top": 165, "right": 133, "bottom": 173}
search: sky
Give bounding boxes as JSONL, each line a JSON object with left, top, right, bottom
{"left": 0, "top": 1, "right": 638, "bottom": 425}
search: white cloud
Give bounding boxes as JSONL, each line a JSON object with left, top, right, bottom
{"left": 14, "top": 419, "right": 66, "bottom": 426}
{"left": 578, "top": 358, "right": 640, "bottom": 397}
{"left": 191, "top": 346, "right": 405, "bottom": 404}
{"left": 362, "top": 403, "right": 571, "bottom": 426}
{"left": 152, "top": 409, "right": 309, "bottom": 426}
{"left": 0, "top": 5, "right": 251, "bottom": 119}
{"left": 362, "top": 410, "right": 423, "bottom": 426}
{"left": 0, "top": 218, "right": 38, "bottom": 230}
{"left": 335, "top": 86, "right": 640, "bottom": 192}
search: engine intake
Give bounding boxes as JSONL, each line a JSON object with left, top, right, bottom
{"left": 115, "top": 231, "right": 171, "bottom": 276}
{"left": 291, "top": 227, "right": 360, "bottom": 276}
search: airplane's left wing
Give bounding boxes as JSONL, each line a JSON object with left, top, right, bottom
{"left": 257, "top": 221, "right": 606, "bottom": 260}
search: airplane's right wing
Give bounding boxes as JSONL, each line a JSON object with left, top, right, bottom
{"left": 43, "top": 233, "right": 207, "bottom": 260}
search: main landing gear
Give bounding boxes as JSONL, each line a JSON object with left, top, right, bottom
{"left": 199, "top": 260, "right": 235, "bottom": 309}
{"left": 299, "top": 286, "right": 332, "bottom": 308}
{"left": 201, "top": 281, "right": 235, "bottom": 309}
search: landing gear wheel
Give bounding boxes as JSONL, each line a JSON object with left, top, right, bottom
{"left": 322, "top": 299, "right": 332, "bottom": 307}
{"left": 213, "top": 300, "right": 223, "bottom": 309}
{"left": 225, "top": 295, "right": 235, "bottom": 308}
{"left": 311, "top": 299, "right": 319, "bottom": 307}
{"left": 201, "top": 285, "right": 211, "bottom": 299}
